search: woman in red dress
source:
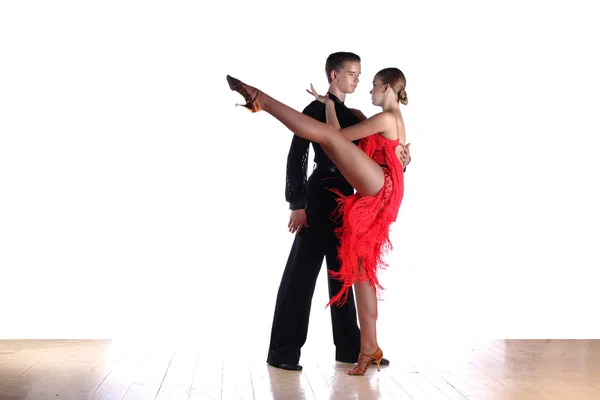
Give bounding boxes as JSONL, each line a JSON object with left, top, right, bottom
{"left": 227, "top": 67, "right": 408, "bottom": 376}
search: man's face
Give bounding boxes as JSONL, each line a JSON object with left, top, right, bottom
{"left": 332, "top": 61, "right": 361, "bottom": 94}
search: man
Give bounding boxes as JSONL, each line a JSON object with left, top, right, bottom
{"left": 267, "top": 52, "right": 411, "bottom": 371}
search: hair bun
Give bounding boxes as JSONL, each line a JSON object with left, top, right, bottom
{"left": 398, "top": 88, "right": 408, "bottom": 105}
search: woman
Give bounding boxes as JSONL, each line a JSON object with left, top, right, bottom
{"left": 227, "top": 67, "right": 408, "bottom": 376}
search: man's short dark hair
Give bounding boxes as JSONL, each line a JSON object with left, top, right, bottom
{"left": 325, "top": 52, "right": 361, "bottom": 84}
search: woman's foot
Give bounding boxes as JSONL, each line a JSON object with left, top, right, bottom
{"left": 348, "top": 347, "right": 383, "bottom": 376}
{"left": 226, "top": 75, "right": 261, "bottom": 112}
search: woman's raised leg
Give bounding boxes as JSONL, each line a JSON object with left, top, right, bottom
{"left": 227, "top": 75, "right": 384, "bottom": 197}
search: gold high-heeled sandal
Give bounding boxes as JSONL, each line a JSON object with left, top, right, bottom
{"left": 348, "top": 347, "right": 383, "bottom": 376}
{"left": 226, "top": 75, "right": 261, "bottom": 112}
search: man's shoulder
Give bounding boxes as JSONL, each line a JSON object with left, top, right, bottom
{"left": 302, "top": 100, "right": 325, "bottom": 116}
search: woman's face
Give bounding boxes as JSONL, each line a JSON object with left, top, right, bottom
{"left": 370, "top": 76, "right": 387, "bottom": 106}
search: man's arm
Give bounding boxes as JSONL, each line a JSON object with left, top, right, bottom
{"left": 285, "top": 134, "right": 310, "bottom": 210}
{"left": 285, "top": 101, "right": 323, "bottom": 209}
{"left": 285, "top": 134, "right": 310, "bottom": 234}
{"left": 350, "top": 108, "right": 367, "bottom": 122}
{"left": 284, "top": 102, "right": 323, "bottom": 234}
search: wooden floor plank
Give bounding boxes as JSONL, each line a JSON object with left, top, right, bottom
{"left": 87, "top": 342, "right": 152, "bottom": 400}
{"left": 24, "top": 340, "right": 110, "bottom": 399}
{"left": 0, "top": 339, "right": 599, "bottom": 399}
{"left": 120, "top": 342, "right": 176, "bottom": 400}
{"left": 57, "top": 339, "right": 130, "bottom": 400}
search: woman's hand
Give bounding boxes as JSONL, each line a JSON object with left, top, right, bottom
{"left": 396, "top": 143, "right": 411, "bottom": 167}
{"left": 306, "top": 84, "right": 332, "bottom": 104}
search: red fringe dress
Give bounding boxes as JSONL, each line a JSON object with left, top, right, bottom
{"left": 327, "top": 134, "right": 405, "bottom": 307}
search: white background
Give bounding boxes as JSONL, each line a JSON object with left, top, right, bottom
{"left": 1, "top": 0, "right": 599, "bottom": 348}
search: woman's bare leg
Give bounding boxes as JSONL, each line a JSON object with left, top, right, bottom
{"left": 232, "top": 79, "right": 385, "bottom": 197}
{"left": 353, "top": 264, "right": 379, "bottom": 356}
{"left": 346, "top": 260, "right": 382, "bottom": 375}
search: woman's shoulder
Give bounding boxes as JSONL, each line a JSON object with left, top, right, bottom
{"left": 370, "top": 110, "right": 397, "bottom": 125}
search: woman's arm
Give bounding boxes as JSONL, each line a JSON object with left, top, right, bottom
{"left": 328, "top": 100, "right": 395, "bottom": 142}
{"left": 339, "top": 112, "right": 396, "bottom": 141}
{"left": 307, "top": 84, "right": 395, "bottom": 141}
{"left": 325, "top": 99, "right": 341, "bottom": 129}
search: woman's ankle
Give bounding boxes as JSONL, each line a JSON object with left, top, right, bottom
{"left": 360, "top": 343, "right": 379, "bottom": 354}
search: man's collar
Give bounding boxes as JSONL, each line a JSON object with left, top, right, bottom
{"left": 326, "top": 92, "right": 344, "bottom": 104}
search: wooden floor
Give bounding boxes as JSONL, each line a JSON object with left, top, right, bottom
{"left": 1, "top": 339, "right": 599, "bottom": 399}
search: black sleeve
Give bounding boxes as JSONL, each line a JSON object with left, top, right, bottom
{"left": 285, "top": 101, "right": 323, "bottom": 210}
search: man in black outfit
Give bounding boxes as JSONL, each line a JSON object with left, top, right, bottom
{"left": 267, "top": 52, "right": 411, "bottom": 371}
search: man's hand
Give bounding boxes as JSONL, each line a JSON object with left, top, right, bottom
{"left": 350, "top": 108, "right": 367, "bottom": 122}
{"left": 398, "top": 143, "right": 411, "bottom": 167}
{"left": 288, "top": 209, "right": 308, "bottom": 234}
